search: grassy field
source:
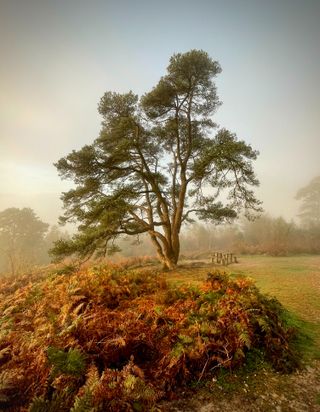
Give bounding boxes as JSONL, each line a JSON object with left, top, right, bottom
{"left": 169, "top": 255, "right": 320, "bottom": 358}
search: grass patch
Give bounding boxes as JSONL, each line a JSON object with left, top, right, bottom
{"left": 279, "top": 310, "right": 320, "bottom": 361}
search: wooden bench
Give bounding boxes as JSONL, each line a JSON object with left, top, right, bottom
{"left": 211, "top": 252, "right": 238, "bottom": 265}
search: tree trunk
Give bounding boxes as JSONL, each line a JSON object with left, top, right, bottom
{"left": 161, "top": 256, "right": 177, "bottom": 271}
{"left": 160, "top": 238, "right": 179, "bottom": 270}
{"left": 151, "top": 236, "right": 179, "bottom": 271}
{"left": 8, "top": 252, "right": 15, "bottom": 276}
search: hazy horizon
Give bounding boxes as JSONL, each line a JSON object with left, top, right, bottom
{"left": 1, "top": 0, "right": 319, "bottom": 225}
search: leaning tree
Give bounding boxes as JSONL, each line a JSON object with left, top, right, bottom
{"left": 52, "top": 50, "right": 261, "bottom": 269}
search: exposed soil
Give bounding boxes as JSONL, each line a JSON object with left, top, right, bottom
{"left": 160, "top": 361, "right": 320, "bottom": 412}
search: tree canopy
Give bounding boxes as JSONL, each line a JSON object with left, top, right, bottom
{"left": 0, "top": 207, "right": 49, "bottom": 275}
{"left": 296, "top": 175, "right": 320, "bottom": 228}
{"left": 52, "top": 50, "right": 261, "bottom": 269}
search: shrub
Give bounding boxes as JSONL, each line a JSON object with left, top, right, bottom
{"left": 0, "top": 266, "right": 301, "bottom": 411}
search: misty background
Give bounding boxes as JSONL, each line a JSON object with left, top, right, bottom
{"left": 0, "top": 0, "right": 319, "bottom": 261}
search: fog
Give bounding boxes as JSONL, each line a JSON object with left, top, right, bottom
{"left": 1, "top": 0, "right": 319, "bottom": 226}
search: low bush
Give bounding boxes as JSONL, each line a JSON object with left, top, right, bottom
{"left": 0, "top": 266, "right": 301, "bottom": 411}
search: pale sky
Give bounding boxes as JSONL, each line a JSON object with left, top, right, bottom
{"left": 0, "top": 0, "right": 319, "bottom": 224}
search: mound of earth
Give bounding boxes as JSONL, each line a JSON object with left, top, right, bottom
{"left": 0, "top": 264, "right": 301, "bottom": 411}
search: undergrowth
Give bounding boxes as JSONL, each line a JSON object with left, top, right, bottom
{"left": 0, "top": 265, "right": 302, "bottom": 411}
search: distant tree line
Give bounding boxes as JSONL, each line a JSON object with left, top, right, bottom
{"left": 179, "top": 215, "right": 320, "bottom": 257}
{"left": 180, "top": 175, "right": 320, "bottom": 257}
